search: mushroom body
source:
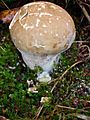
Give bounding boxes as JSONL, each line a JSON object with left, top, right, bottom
{"left": 9, "top": 1, "right": 76, "bottom": 82}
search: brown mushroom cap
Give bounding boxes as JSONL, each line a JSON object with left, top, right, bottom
{"left": 9, "top": 1, "right": 76, "bottom": 55}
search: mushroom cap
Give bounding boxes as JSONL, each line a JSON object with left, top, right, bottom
{"left": 9, "top": 1, "right": 76, "bottom": 55}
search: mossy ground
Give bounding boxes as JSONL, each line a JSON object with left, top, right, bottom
{"left": 0, "top": 0, "right": 90, "bottom": 120}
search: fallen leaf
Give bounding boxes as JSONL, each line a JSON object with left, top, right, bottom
{"left": 0, "top": 8, "right": 20, "bottom": 23}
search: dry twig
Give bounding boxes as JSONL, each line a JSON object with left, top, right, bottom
{"left": 50, "top": 60, "right": 83, "bottom": 93}
{"left": 56, "top": 105, "right": 76, "bottom": 110}
{"left": 79, "top": 45, "right": 90, "bottom": 57}
{"left": 35, "top": 105, "right": 44, "bottom": 120}
{"left": 74, "top": 41, "right": 90, "bottom": 43}
{"left": 76, "top": 0, "right": 90, "bottom": 23}
{"left": 51, "top": 105, "right": 88, "bottom": 118}
{"left": 1, "top": 0, "right": 10, "bottom": 10}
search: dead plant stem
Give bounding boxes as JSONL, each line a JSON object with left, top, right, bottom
{"left": 77, "top": 0, "right": 90, "bottom": 23}
{"left": 50, "top": 60, "right": 83, "bottom": 93}
{"left": 1, "top": 0, "right": 10, "bottom": 10}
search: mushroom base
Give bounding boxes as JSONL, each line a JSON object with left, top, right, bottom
{"left": 19, "top": 50, "right": 60, "bottom": 82}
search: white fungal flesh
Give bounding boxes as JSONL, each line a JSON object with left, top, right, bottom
{"left": 19, "top": 49, "right": 60, "bottom": 72}
{"left": 66, "top": 22, "right": 69, "bottom": 26}
{"left": 50, "top": 5, "right": 56, "bottom": 9}
{"left": 36, "top": 18, "right": 40, "bottom": 27}
{"left": 56, "top": 34, "right": 59, "bottom": 37}
{"left": 38, "top": 7, "right": 42, "bottom": 11}
{"left": 41, "top": 4, "right": 46, "bottom": 9}
{"left": 65, "top": 31, "right": 76, "bottom": 50}
{"left": 59, "top": 10, "right": 62, "bottom": 12}
{"left": 25, "top": 26, "right": 34, "bottom": 30}
{"left": 33, "top": 44, "right": 45, "bottom": 48}
{"left": 19, "top": 50, "right": 60, "bottom": 82}
{"left": 49, "top": 20, "right": 52, "bottom": 23}
{"left": 39, "top": 12, "right": 53, "bottom": 17}
{"left": 37, "top": 72, "right": 51, "bottom": 82}
{"left": 63, "top": 35, "right": 66, "bottom": 39}
{"left": 28, "top": 13, "right": 39, "bottom": 16}
{"left": 40, "top": 33, "right": 43, "bottom": 36}
{"left": 42, "top": 24, "right": 47, "bottom": 27}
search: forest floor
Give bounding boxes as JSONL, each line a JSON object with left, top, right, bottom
{"left": 0, "top": 0, "right": 90, "bottom": 120}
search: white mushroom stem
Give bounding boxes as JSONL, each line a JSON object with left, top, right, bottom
{"left": 19, "top": 50, "right": 60, "bottom": 82}
{"left": 37, "top": 72, "right": 51, "bottom": 82}
{"left": 19, "top": 50, "right": 60, "bottom": 71}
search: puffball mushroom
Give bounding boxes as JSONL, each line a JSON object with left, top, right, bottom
{"left": 9, "top": 1, "right": 76, "bottom": 82}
